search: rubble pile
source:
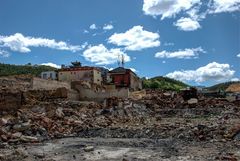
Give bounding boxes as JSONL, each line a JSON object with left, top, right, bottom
{"left": 0, "top": 75, "right": 32, "bottom": 91}
{"left": 0, "top": 97, "right": 155, "bottom": 143}
{"left": 0, "top": 86, "right": 240, "bottom": 160}
{"left": 0, "top": 89, "right": 239, "bottom": 144}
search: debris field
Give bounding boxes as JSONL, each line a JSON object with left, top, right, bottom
{"left": 0, "top": 82, "right": 240, "bottom": 160}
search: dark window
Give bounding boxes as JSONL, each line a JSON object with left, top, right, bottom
{"left": 43, "top": 73, "right": 47, "bottom": 79}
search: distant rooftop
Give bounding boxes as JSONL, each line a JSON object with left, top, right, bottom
{"left": 58, "top": 66, "right": 100, "bottom": 72}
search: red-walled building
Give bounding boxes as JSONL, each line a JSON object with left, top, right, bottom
{"left": 109, "top": 67, "right": 142, "bottom": 90}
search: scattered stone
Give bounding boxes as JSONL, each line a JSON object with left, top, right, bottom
{"left": 11, "top": 132, "right": 22, "bottom": 138}
{"left": 20, "top": 135, "right": 38, "bottom": 142}
{"left": 55, "top": 107, "right": 64, "bottom": 118}
{"left": 83, "top": 146, "right": 94, "bottom": 152}
{"left": 34, "top": 153, "right": 45, "bottom": 159}
{"left": 188, "top": 98, "right": 198, "bottom": 105}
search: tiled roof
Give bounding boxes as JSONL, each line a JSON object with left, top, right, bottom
{"left": 58, "top": 66, "right": 100, "bottom": 72}
{"left": 109, "top": 67, "right": 127, "bottom": 73}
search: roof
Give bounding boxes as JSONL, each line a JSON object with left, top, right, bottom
{"left": 109, "top": 67, "right": 138, "bottom": 77}
{"left": 41, "top": 71, "right": 56, "bottom": 73}
{"left": 109, "top": 67, "right": 127, "bottom": 73}
{"left": 58, "top": 66, "right": 100, "bottom": 72}
{"left": 226, "top": 83, "right": 240, "bottom": 93}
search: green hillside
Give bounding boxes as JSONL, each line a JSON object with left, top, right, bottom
{"left": 143, "top": 76, "right": 189, "bottom": 91}
{"left": 206, "top": 81, "right": 240, "bottom": 92}
{"left": 0, "top": 63, "right": 56, "bottom": 77}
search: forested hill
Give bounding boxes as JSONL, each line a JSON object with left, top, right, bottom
{"left": 0, "top": 63, "right": 56, "bottom": 77}
{"left": 142, "top": 76, "right": 189, "bottom": 91}
{"left": 206, "top": 81, "right": 240, "bottom": 92}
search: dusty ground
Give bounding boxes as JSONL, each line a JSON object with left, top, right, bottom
{"left": 1, "top": 137, "right": 240, "bottom": 161}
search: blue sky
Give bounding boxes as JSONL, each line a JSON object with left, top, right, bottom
{"left": 0, "top": 0, "right": 239, "bottom": 86}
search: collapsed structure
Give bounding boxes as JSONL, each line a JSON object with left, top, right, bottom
{"left": 0, "top": 82, "right": 240, "bottom": 160}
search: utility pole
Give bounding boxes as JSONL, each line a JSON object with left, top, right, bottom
{"left": 121, "top": 54, "right": 125, "bottom": 68}
{"left": 117, "top": 54, "right": 121, "bottom": 67}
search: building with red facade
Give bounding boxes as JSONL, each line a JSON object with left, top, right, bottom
{"left": 109, "top": 67, "right": 142, "bottom": 91}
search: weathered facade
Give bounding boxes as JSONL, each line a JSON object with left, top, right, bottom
{"left": 41, "top": 71, "right": 57, "bottom": 80}
{"left": 109, "top": 67, "right": 142, "bottom": 91}
{"left": 58, "top": 67, "right": 102, "bottom": 85}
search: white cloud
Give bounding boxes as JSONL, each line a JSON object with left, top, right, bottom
{"left": 129, "top": 68, "right": 137, "bottom": 73}
{"left": 142, "top": 0, "right": 239, "bottom": 31}
{"left": 163, "top": 42, "right": 174, "bottom": 46}
{"left": 0, "top": 50, "right": 10, "bottom": 57}
{"left": 89, "top": 24, "right": 97, "bottom": 30}
{"left": 142, "top": 0, "right": 201, "bottom": 20}
{"left": 108, "top": 25, "right": 160, "bottom": 51}
{"left": 209, "top": 0, "right": 240, "bottom": 14}
{"left": 0, "top": 33, "right": 84, "bottom": 53}
{"left": 83, "top": 30, "right": 89, "bottom": 34}
{"left": 103, "top": 24, "right": 114, "bottom": 30}
{"left": 41, "top": 62, "right": 61, "bottom": 69}
{"left": 82, "top": 44, "right": 130, "bottom": 65}
{"left": 81, "top": 42, "right": 88, "bottom": 49}
{"left": 155, "top": 47, "right": 205, "bottom": 59}
{"left": 166, "top": 62, "right": 235, "bottom": 83}
{"left": 174, "top": 17, "right": 201, "bottom": 31}
{"left": 237, "top": 53, "right": 240, "bottom": 57}
{"left": 231, "top": 78, "right": 240, "bottom": 82}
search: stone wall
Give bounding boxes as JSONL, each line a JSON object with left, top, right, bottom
{"left": 31, "top": 78, "right": 79, "bottom": 100}
{"left": 76, "top": 85, "right": 129, "bottom": 102}
{"left": 67, "top": 89, "right": 79, "bottom": 101}
{"left": 0, "top": 76, "right": 32, "bottom": 90}
{"left": 31, "top": 77, "right": 71, "bottom": 90}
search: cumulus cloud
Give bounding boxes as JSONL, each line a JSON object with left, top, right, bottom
{"left": 166, "top": 62, "right": 235, "bottom": 83}
{"left": 82, "top": 44, "right": 130, "bottom": 65}
{"left": 108, "top": 26, "right": 160, "bottom": 51}
{"left": 231, "top": 78, "right": 240, "bottom": 82}
{"left": 174, "top": 17, "right": 201, "bottom": 31}
{"left": 142, "top": 0, "right": 239, "bottom": 31}
{"left": 155, "top": 47, "right": 205, "bottom": 59}
{"left": 209, "top": 0, "right": 240, "bottom": 14}
{"left": 41, "top": 62, "right": 61, "bottom": 69}
{"left": 0, "top": 33, "right": 84, "bottom": 53}
{"left": 237, "top": 53, "right": 240, "bottom": 57}
{"left": 142, "top": 0, "right": 201, "bottom": 19}
{"left": 0, "top": 50, "right": 10, "bottom": 57}
{"left": 103, "top": 24, "right": 114, "bottom": 30}
{"left": 89, "top": 24, "right": 97, "bottom": 30}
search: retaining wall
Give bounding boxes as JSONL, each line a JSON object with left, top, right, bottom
{"left": 31, "top": 77, "right": 71, "bottom": 90}
{"left": 76, "top": 85, "right": 129, "bottom": 101}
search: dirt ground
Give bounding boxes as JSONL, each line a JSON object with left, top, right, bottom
{"left": 1, "top": 137, "right": 240, "bottom": 161}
